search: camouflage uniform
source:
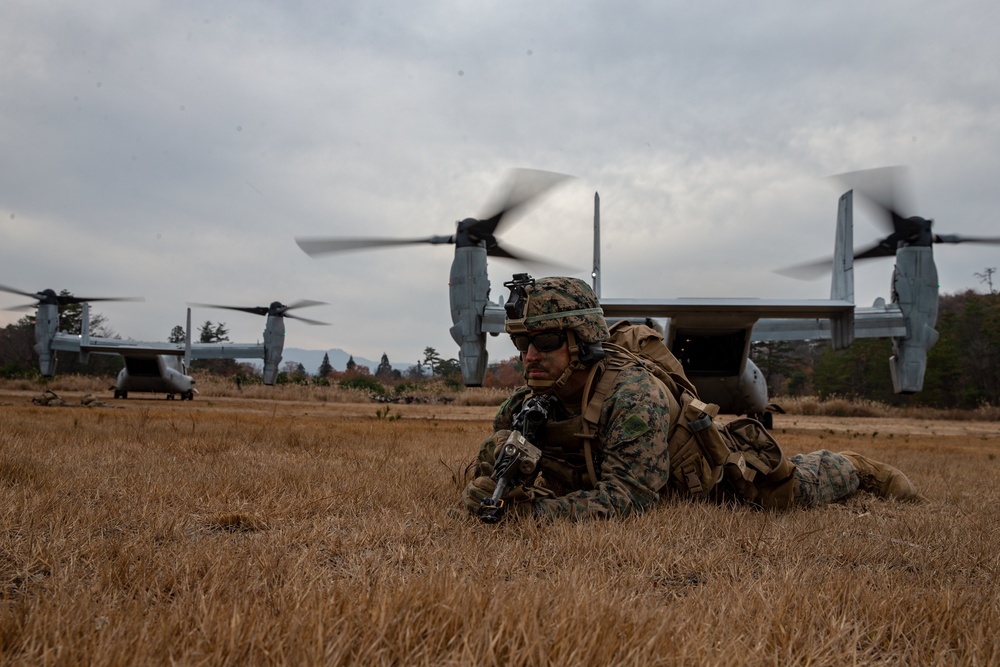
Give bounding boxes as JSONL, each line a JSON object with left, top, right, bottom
{"left": 475, "top": 373, "right": 863, "bottom": 519}
{"left": 463, "top": 274, "right": 892, "bottom": 522}
{"left": 789, "top": 450, "right": 860, "bottom": 506}
{"left": 476, "top": 364, "right": 672, "bottom": 521}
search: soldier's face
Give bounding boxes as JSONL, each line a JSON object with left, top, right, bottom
{"left": 521, "top": 334, "right": 571, "bottom": 382}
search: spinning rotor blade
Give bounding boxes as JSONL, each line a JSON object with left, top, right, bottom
{"left": 0, "top": 284, "right": 40, "bottom": 300}
{"left": 189, "top": 302, "right": 270, "bottom": 316}
{"left": 280, "top": 299, "right": 330, "bottom": 325}
{"left": 933, "top": 233, "right": 1000, "bottom": 246}
{"left": 294, "top": 168, "right": 572, "bottom": 263}
{"left": 773, "top": 257, "right": 839, "bottom": 281}
{"left": 188, "top": 299, "right": 330, "bottom": 325}
{"left": 833, "top": 166, "right": 915, "bottom": 233}
{"left": 0, "top": 283, "right": 144, "bottom": 309}
{"left": 296, "top": 235, "right": 454, "bottom": 256}
{"left": 777, "top": 166, "right": 999, "bottom": 279}
{"left": 475, "top": 168, "right": 574, "bottom": 241}
{"left": 67, "top": 296, "right": 145, "bottom": 305}
{"left": 283, "top": 312, "right": 330, "bottom": 326}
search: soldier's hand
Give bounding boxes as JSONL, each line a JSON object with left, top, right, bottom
{"left": 462, "top": 476, "right": 497, "bottom": 513}
{"left": 490, "top": 430, "right": 512, "bottom": 461}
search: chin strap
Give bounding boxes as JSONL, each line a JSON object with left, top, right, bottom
{"left": 525, "top": 330, "right": 587, "bottom": 394}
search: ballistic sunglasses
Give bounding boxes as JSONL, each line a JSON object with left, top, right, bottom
{"left": 510, "top": 331, "right": 567, "bottom": 353}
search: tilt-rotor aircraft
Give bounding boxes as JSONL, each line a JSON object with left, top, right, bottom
{"left": 295, "top": 168, "right": 999, "bottom": 427}
{"left": 0, "top": 286, "right": 328, "bottom": 399}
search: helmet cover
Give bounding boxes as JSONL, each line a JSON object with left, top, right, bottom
{"left": 505, "top": 275, "right": 609, "bottom": 344}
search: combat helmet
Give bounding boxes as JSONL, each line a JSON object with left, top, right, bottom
{"left": 504, "top": 274, "right": 608, "bottom": 391}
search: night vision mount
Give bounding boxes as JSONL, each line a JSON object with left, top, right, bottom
{"left": 503, "top": 273, "right": 536, "bottom": 321}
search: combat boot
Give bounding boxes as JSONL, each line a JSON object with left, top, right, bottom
{"left": 839, "top": 451, "right": 919, "bottom": 501}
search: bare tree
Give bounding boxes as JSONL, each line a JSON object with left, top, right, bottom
{"left": 974, "top": 267, "right": 997, "bottom": 294}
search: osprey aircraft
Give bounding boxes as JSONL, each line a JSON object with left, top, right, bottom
{"left": 0, "top": 286, "right": 328, "bottom": 399}
{"left": 295, "top": 167, "right": 1000, "bottom": 427}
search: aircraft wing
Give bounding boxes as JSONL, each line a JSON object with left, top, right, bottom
{"left": 600, "top": 297, "right": 855, "bottom": 319}
{"left": 188, "top": 343, "right": 264, "bottom": 360}
{"left": 752, "top": 302, "right": 907, "bottom": 342}
{"left": 51, "top": 334, "right": 266, "bottom": 360}
{"left": 485, "top": 297, "right": 858, "bottom": 336}
{"left": 600, "top": 297, "right": 858, "bottom": 351}
{"left": 51, "top": 335, "right": 187, "bottom": 357}
{"left": 50, "top": 334, "right": 82, "bottom": 353}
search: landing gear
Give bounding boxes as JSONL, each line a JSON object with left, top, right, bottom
{"left": 114, "top": 389, "right": 128, "bottom": 399}
{"left": 181, "top": 390, "right": 194, "bottom": 401}
{"left": 751, "top": 412, "right": 774, "bottom": 429}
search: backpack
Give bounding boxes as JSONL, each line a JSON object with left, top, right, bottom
{"left": 581, "top": 320, "right": 796, "bottom": 509}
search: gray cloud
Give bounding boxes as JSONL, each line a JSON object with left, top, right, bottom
{"left": 3, "top": 0, "right": 999, "bottom": 370}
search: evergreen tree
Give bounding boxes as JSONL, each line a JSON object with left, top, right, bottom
{"left": 213, "top": 322, "right": 230, "bottom": 343}
{"left": 192, "top": 320, "right": 237, "bottom": 375}
{"left": 317, "top": 352, "right": 333, "bottom": 378}
{"left": 346, "top": 355, "right": 356, "bottom": 371}
{"left": 168, "top": 325, "right": 186, "bottom": 344}
{"left": 198, "top": 321, "right": 230, "bottom": 344}
{"left": 0, "top": 317, "right": 36, "bottom": 376}
{"left": 422, "top": 347, "right": 440, "bottom": 375}
{"left": 375, "top": 353, "right": 394, "bottom": 379}
{"left": 198, "top": 320, "right": 216, "bottom": 343}
{"left": 812, "top": 338, "right": 898, "bottom": 403}
{"left": 928, "top": 290, "right": 1000, "bottom": 407}
{"left": 750, "top": 340, "right": 798, "bottom": 396}
{"left": 57, "top": 291, "right": 110, "bottom": 336}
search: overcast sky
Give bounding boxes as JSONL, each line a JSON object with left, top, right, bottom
{"left": 2, "top": 0, "right": 998, "bottom": 370}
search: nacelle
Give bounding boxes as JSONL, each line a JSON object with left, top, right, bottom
{"left": 889, "top": 246, "right": 939, "bottom": 394}
{"left": 449, "top": 245, "right": 491, "bottom": 386}
{"left": 262, "top": 314, "right": 286, "bottom": 385}
{"left": 33, "top": 303, "right": 60, "bottom": 376}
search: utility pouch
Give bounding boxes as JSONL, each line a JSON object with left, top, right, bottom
{"left": 718, "top": 418, "right": 796, "bottom": 509}
{"left": 667, "top": 392, "right": 729, "bottom": 498}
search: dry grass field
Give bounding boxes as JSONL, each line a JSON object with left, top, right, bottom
{"left": 1, "top": 380, "right": 998, "bottom": 665}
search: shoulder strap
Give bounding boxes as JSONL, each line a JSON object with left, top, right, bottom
{"left": 576, "top": 348, "right": 676, "bottom": 489}
{"left": 577, "top": 361, "right": 614, "bottom": 489}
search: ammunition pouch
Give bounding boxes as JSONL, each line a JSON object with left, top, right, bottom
{"left": 717, "top": 418, "right": 796, "bottom": 509}
{"left": 667, "top": 392, "right": 729, "bottom": 498}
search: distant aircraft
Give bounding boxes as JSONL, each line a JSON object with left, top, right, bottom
{"left": 0, "top": 286, "right": 328, "bottom": 399}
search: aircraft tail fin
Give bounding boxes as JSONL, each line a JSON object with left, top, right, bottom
{"left": 593, "top": 192, "right": 601, "bottom": 298}
{"left": 829, "top": 190, "right": 855, "bottom": 349}
{"left": 184, "top": 308, "right": 192, "bottom": 372}
{"left": 79, "top": 302, "right": 91, "bottom": 363}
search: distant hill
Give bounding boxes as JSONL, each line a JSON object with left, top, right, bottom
{"left": 275, "top": 348, "right": 412, "bottom": 374}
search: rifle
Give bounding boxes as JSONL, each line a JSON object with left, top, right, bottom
{"left": 478, "top": 394, "right": 554, "bottom": 523}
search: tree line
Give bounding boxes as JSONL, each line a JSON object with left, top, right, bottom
{"left": 4, "top": 289, "right": 997, "bottom": 407}
{"left": 273, "top": 347, "right": 524, "bottom": 394}
{"left": 750, "top": 290, "right": 1000, "bottom": 408}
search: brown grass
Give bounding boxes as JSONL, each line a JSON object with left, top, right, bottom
{"left": 1, "top": 385, "right": 999, "bottom": 665}
{"left": 5, "top": 374, "right": 509, "bottom": 407}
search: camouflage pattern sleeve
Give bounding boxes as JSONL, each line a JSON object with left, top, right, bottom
{"left": 475, "top": 386, "right": 530, "bottom": 465}
{"left": 532, "top": 366, "right": 671, "bottom": 520}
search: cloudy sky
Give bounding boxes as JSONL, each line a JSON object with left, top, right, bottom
{"left": 2, "top": 0, "right": 998, "bottom": 370}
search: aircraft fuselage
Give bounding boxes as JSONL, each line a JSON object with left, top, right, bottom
{"left": 114, "top": 354, "right": 196, "bottom": 400}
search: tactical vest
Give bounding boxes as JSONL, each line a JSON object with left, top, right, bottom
{"left": 535, "top": 415, "right": 594, "bottom": 495}
{"left": 550, "top": 321, "right": 797, "bottom": 509}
